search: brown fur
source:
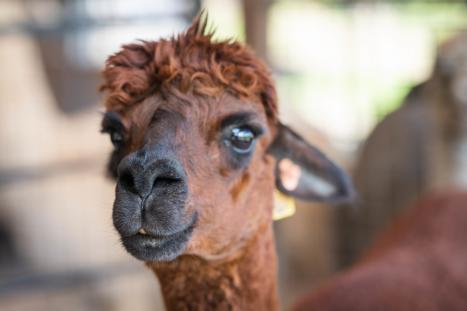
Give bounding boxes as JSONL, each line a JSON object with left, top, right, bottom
{"left": 101, "top": 15, "right": 281, "bottom": 310}
{"left": 294, "top": 191, "right": 467, "bottom": 311}
{"left": 150, "top": 224, "right": 278, "bottom": 311}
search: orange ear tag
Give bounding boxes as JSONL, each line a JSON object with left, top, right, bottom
{"left": 273, "top": 190, "right": 296, "bottom": 221}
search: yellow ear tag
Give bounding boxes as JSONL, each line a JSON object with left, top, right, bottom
{"left": 273, "top": 191, "right": 296, "bottom": 221}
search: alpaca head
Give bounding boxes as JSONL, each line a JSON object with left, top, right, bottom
{"left": 100, "top": 15, "right": 353, "bottom": 263}
{"left": 436, "top": 30, "right": 467, "bottom": 108}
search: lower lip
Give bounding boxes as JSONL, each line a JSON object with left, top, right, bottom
{"left": 132, "top": 231, "right": 185, "bottom": 247}
{"left": 120, "top": 213, "right": 198, "bottom": 261}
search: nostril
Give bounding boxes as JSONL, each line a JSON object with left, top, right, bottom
{"left": 153, "top": 176, "right": 182, "bottom": 188}
{"left": 119, "top": 171, "right": 138, "bottom": 194}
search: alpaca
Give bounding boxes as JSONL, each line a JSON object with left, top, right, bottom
{"left": 294, "top": 191, "right": 467, "bottom": 311}
{"left": 100, "top": 14, "right": 353, "bottom": 310}
{"left": 338, "top": 31, "right": 467, "bottom": 266}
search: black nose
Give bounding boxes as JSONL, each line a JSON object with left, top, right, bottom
{"left": 113, "top": 150, "right": 194, "bottom": 262}
{"left": 113, "top": 149, "right": 189, "bottom": 242}
{"left": 117, "top": 152, "right": 186, "bottom": 199}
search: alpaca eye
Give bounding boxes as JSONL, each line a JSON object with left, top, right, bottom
{"left": 110, "top": 131, "right": 124, "bottom": 148}
{"left": 229, "top": 127, "right": 255, "bottom": 154}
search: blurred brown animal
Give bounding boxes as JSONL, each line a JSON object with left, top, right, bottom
{"left": 294, "top": 191, "right": 467, "bottom": 311}
{"left": 338, "top": 31, "right": 467, "bottom": 265}
{"left": 100, "top": 14, "right": 353, "bottom": 311}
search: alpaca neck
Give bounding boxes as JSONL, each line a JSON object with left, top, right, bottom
{"left": 148, "top": 223, "right": 279, "bottom": 311}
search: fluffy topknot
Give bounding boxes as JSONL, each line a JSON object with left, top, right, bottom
{"left": 100, "top": 13, "right": 278, "bottom": 120}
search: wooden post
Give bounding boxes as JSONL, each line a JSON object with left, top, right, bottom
{"left": 242, "top": 0, "right": 271, "bottom": 61}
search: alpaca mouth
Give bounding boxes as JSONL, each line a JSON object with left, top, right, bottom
{"left": 121, "top": 214, "right": 197, "bottom": 262}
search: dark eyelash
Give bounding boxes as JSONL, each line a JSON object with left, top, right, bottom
{"left": 225, "top": 123, "right": 264, "bottom": 138}
{"left": 220, "top": 113, "right": 265, "bottom": 135}
{"left": 100, "top": 126, "right": 113, "bottom": 134}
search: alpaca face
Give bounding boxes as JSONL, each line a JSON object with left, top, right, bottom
{"left": 103, "top": 92, "right": 276, "bottom": 261}
{"left": 436, "top": 31, "right": 467, "bottom": 108}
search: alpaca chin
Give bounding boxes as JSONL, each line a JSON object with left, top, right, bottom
{"left": 121, "top": 213, "right": 197, "bottom": 262}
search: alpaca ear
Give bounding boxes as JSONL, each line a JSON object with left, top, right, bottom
{"left": 268, "top": 123, "right": 354, "bottom": 203}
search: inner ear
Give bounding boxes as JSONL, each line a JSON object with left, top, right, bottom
{"left": 267, "top": 123, "right": 354, "bottom": 203}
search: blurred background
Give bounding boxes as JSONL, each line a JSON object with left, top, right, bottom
{"left": 1, "top": 0, "right": 467, "bottom": 310}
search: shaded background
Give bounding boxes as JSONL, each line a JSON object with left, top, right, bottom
{"left": 1, "top": 0, "right": 467, "bottom": 310}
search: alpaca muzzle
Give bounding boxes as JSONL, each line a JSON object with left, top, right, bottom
{"left": 112, "top": 150, "right": 195, "bottom": 262}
